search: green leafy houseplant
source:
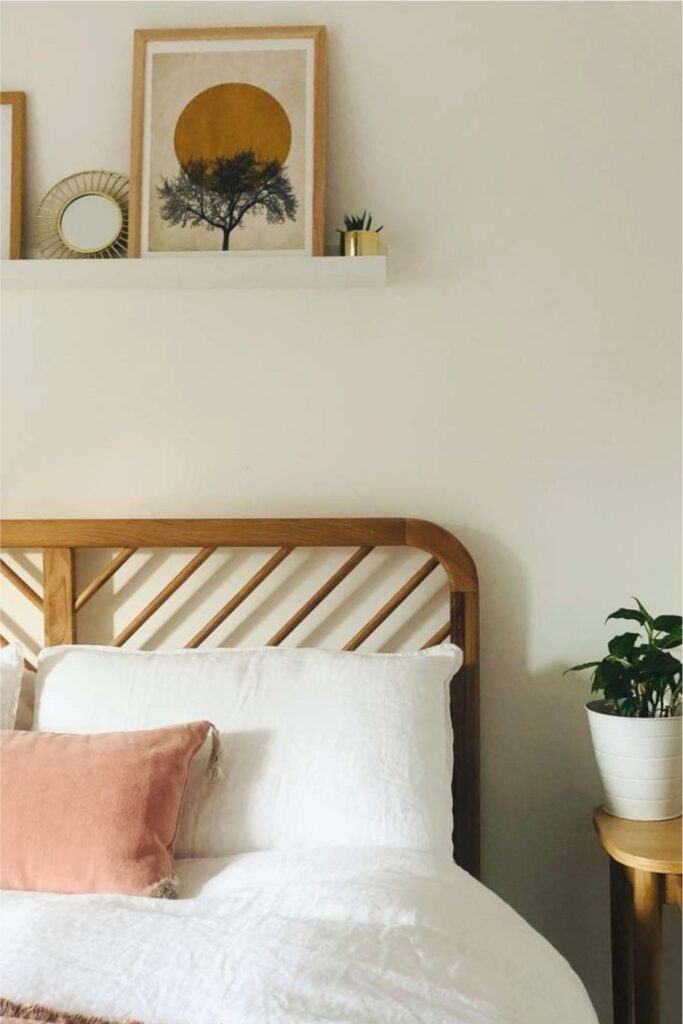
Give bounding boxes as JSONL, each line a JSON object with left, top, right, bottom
{"left": 567, "top": 599, "right": 682, "bottom": 718}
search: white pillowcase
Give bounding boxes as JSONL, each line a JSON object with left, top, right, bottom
{"left": 34, "top": 644, "right": 462, "bottom": 860}
{"left": 0, "top": 643, "right": 24, "bottom": 729}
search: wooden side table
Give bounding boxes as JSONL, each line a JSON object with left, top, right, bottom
{"left": 594, "top": 808, "right": 682, "bottom": 1024}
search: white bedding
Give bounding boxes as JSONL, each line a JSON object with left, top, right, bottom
{"left": 35, "top": 645, "right": 460, "bottom": 859}
{"left": 0, "top": 847, "right": 596, "bottom": 1024}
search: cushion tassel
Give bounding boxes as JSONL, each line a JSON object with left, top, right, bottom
{"left": 207, "top": 723, "right": 224, "bottom": 781}
{"left": 146, "top": 875, "right": 179, "bottom": 899}
{"left": 0, "top": 995, "right": 145, "bottom": 1023}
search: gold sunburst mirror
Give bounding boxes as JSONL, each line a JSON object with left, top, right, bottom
{"left": 35, "top": 170, "right": 129, "bottom": 258}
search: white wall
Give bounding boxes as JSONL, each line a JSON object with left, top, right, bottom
{"left": 1, "top": 2, "right": 681, "bottom": 1020}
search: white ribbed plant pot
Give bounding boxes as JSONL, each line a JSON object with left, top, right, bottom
{"left": 586, "top": 701, "right": 682, "bottom": 820}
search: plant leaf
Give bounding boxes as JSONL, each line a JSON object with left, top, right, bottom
{"left": 652, "top": 615, "right": 682, "bottom": 633}
{"left": 619, "top": 696, "right": 639, "bottom": 717}
{"left": 600, "top": 659, "right": 629, "bottom": 682}
{"left": 660, "top": 629, "right": 682, "bottom": 649}
{"left": 606, "top": 608, "right": 646, "bottom": 626}
{"left": 635, "top": 647, "right": 681, "bottom": 678}
{"left": 633, "top": 597, "right": 654, "bottom": 626}
{"left": 564, "top": 662, "right": 601, "bottom": 674}
{"left": 608, "top": 632, "right": 640, "bottom": 658}
{"left": 603, "top": 678, "right": 632, "bottom": 700}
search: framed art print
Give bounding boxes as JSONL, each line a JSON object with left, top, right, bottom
{"left": 0, "top": 92, "right": 26, "bottom": 260}
{"left": 129, "top": 27, "right": 326, "bottom": 258}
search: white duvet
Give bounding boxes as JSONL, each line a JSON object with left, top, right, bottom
{"left": 0, "top": 847, "right": 597, "bottom": 1024}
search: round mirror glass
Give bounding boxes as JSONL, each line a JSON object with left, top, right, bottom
{"left": 59, "top": 193, "right": 123, "bottom": 254}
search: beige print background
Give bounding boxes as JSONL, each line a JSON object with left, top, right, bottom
{"left": 148, "top": 48, "right": 307, "bottom": 252}
{"left": 0, "top": 106, "right": 13, "bottom": 259}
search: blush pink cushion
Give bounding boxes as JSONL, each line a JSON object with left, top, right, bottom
{"left": 0, "top": 721, "right": 212, "bottom": 896}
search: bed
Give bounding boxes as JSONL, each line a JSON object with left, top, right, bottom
{"left": 0, "top": 517, "right": 597, "bottom": 1024}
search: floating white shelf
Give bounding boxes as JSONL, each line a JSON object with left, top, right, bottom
{"left": 1, "top": 255, "right": 387, "bottom": 291}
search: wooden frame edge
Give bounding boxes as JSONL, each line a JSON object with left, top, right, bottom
{"left": 133, "top": 26, "right": 327, "bottom": 43}
{"left": 0, "top": 518, "right": 476, "bottom": 588}
{"left": 451, "top": 589, "right": 480, "bottom": 878}
{"left": 404, "top": 518, "right": 478, "bottom": 591}
{"left": 127, "top": 32, "right": 146, "bottom": 258}
{"left": 127, "top": 26, "right": 327, "bottom": 259}
{"left": 312, "top": 26, "right": 327, "bottom": 256}
{"left": 0, "top": 91, "right": 26, "bottom": 260}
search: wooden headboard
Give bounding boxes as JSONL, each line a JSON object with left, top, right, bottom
{"left": 0, "top": 517, "right": 480, "bottom": 877}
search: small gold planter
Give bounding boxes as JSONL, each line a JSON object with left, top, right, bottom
{"left": 340, "top": 229, "right": 382, "bottom": 256}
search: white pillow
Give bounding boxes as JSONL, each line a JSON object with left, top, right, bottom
{"left": 34, "top": 644, "right": 462, "bottom": 860}
{"left": 0, "top": 643, "right": 24, "bottom": 729}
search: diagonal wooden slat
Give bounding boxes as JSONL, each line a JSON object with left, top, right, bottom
{"left": 186, "top": 547, "right": 293, "bottom": 649}
{"left": 113, "top": 547, "right": 215, "bottom": 647}
{"left": 75, "top": 548, "right": 137, "bottom": 612}
{"left": 421, "top": 622, "right": 451, "bottom": 649}
{"left": 0, "top": 559, "right": 43, "bottom": 610}
{"left": 344, "top": 557, "right": 440, "bottom": 651}
{"left": 0, "top": 632, "right": 36, "bottom": 671}
{"left": 267, "top": 547, "right": 373, "bottom": 647}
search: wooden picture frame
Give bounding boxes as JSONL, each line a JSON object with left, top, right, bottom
{"left": 128, "top": 27, "right": 327, "bottom": 258}
{"left": 0, "top": 92, "right": 26, "bottom": 260}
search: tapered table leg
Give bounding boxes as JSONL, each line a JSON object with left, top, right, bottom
{"left": 610, "top": 858, "right": 633, "bottom": 1024}
{"left": 632, "top": 869, "right": 662, "bottom": 1024}
{"left": 595, "top": 810, "right": 681, "bottom": 1024}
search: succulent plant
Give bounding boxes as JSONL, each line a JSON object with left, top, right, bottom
{"left": 337, "top": 211, "right": 383, "bottom": 233}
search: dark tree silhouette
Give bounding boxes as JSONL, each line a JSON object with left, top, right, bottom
{"left": 157, "top": 150, "right": 298, "bottom": 251}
